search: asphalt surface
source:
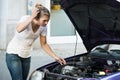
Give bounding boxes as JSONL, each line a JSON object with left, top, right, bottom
{"left": 0, "top": 43, "right": 87, "bottom": 80}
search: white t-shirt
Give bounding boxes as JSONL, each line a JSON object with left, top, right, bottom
{"left": 6, "top": 15, "right": 47, "bottom": 58}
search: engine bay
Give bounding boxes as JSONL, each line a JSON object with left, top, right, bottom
{"left": 50, "top": 57, "right": 120, "bottom": 79}
{"left": 43, "top": 48, "right": 120, "bottom": 80}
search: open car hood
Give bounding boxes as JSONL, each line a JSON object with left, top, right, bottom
{"left": 60, "top": 0, "right": 120, "bottom": 51}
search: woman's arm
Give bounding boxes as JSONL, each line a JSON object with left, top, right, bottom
{"left": 40, "top": 35, "right": 66, "bottom": 65}
{"left": 16, "top": 8, "right": 39, "bottom": 33}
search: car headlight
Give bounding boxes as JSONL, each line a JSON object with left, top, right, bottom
{"left": 29, "top": 70, "right": 44, "bottom": 80}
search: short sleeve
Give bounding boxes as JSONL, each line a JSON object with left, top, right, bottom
{"left": 41, "top": 27, "right": 47, "bottom": 36}
{"left": 17, "top": 15, "right": 30, "bottom": 23}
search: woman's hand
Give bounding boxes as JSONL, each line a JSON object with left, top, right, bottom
{"left": 16, "top": 8, "right": 39, "bottom": 33}
{"left": 31, "top": 8, "right": 39, "bottom": 19}
{"left": 40, "top": 36, "right": 66, "bottom": 65}
{"left": 55, "top": 57, "right": 66, "bottom": 65}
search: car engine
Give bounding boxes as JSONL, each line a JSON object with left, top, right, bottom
{"left": 43, "top": 49, "right": 120, "bottom": 80}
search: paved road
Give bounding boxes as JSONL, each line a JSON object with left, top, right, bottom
{"left": 0, "top": 43, "right": 87, "bottom": 80}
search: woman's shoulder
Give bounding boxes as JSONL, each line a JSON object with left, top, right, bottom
{"left": 21, "top": 15, "right": 30, "bottom": 19}
{"left": 18, "top": 15, "right": 30, "bottom": 23}
{"left": 40, "top": 26, "right": 47, "bottom": 29}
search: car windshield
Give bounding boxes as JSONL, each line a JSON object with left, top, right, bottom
{"left": 92, "top": 44, "right": 120, "bottom": 51}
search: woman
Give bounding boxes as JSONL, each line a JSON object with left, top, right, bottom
{"left": 6, "top": 3, "right": 66, "bottom": 80}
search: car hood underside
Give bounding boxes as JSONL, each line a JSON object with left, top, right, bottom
{"left": 60, "top": 0, "right": 120, "bottom": 51}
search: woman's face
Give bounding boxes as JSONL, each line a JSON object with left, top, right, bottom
{"left": 36, "top": 15, "right": 49, "bottom": 27}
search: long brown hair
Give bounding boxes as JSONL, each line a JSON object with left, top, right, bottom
{"left": 35, "top": 3, "right": 50, "bottom": 19}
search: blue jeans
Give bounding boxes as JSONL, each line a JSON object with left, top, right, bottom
{"left": 6, "top": 53, "right": 31, "bottom": 80}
